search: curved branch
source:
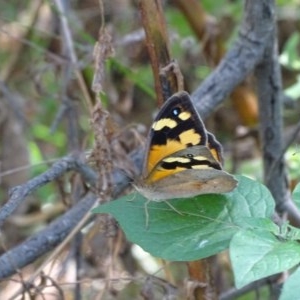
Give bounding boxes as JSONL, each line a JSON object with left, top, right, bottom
{"left": 0, "top": 155, "right": 97, "bottom": 227}
{"left": 192, "top": 0, "right": 274, "bottom": 119}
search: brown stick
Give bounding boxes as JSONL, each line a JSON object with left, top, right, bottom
{"left": 139, "top": 0, "right": 181, "bottom": 104}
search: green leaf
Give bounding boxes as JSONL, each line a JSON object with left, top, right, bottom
{"left": 280, "top": 32, "right": 300, "bottom": 70}
{"left": 279, "top": 222, "right": 300, "bottom": 241}
{"left": 280, "top": 267, "right": 300, "bottom": 300}
{"left": 93, "top": 176, "right": 275, "bottom": 261}
{"left": 31, "top": 124, "right": 66, "bottom": 147}
{"left": 230, "top": 229, "right": 300, "bottom": 289}
{"left": 292, "top": 182, "right": 300, "bottom": 210}
{"left": 284, "top": 75, "right": 300, "bottom": 100}
{"left": 235, "top": 217, "right": 279, "bottom": 234}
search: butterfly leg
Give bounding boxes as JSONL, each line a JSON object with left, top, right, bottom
{"left": 165, "top": 201, "right": 184, "bottom": 216}
{"left": 144, "top": 199, "right": 150, "bottom": 229}
{"left": 126, "top": 192, "right": 138, "bottom": 202}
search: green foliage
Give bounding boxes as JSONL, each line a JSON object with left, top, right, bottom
{"left": 292, "top": 182, "right": 300, "bottom": 210}
{"left": 286, "top": 147, "right": 300, "bottom": 182}
{"left": 165, "top": 8, "right": 194, "bottom": 38}
{"left": 194, "top": 65, "right": 212, "bottom": 83}
{"left": 201, "top": 0, "right": 242, "bottom": 19}
{"left": 280, "top": 32, "right": 300, "bottom": 99}
{"left": 94, "top": 176, "right": 275, "bottom": 261}
{"left": 230, "top": 228, "right": 300, "bottom": 288}
{"left": 106, "top": 58, "right": 155, "bottom": 98}
{"left": 280, "top": 32, "right": 300, "bottom": 71}
{"left": 280, "top": 267, "right": 300, "bottom": 300}
{"left": 284, "top": 75, "right": 300, "bottom": 100}
{"left": 31, "top": 124, "right": 66, "bottom": 149}
{"left": 0, "top": 1, "right": 27, "bottom": 21}
{"left": 94, "top": 176, "right": 300, "bottom": 292}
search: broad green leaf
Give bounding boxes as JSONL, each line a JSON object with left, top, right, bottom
{"left": 235, "top": 217, "right": 279, "bottom": 234}
{"left": 93, "top": 176, "right": 275, "bottom": 261}
{"left": 280, "top": 267, "right": 300, "bottom": 300}
{"left": 230, "top": 229, "right": 300, "bottom": 289}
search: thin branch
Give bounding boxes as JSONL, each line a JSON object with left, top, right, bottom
{"left": 0, "top": 155, "right": 97, "bottom": 227}
{"left": 53, "top": 0, "right": 94, "bottom": 112}
{"left": 220, "top": 275, "right": 279, "bottom": 300}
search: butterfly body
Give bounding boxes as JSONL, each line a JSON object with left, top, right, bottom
{"left": 136, "top": 91, "right": 237, "bottom": 201}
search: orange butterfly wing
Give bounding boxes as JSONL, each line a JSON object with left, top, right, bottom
{"left": 143, "top": 91, "right": 223, "bottom": 182}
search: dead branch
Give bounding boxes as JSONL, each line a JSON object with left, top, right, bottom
{"left": 0, "top": 155, "right": 97, "bottom": 227}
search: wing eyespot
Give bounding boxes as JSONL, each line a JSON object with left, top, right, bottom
{"left": 172, "top": 107, "right": 181, "bottom": 116}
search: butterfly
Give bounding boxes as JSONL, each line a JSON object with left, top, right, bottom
{"left": 135, "top": 91, "right": 237, "bottom": 201}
